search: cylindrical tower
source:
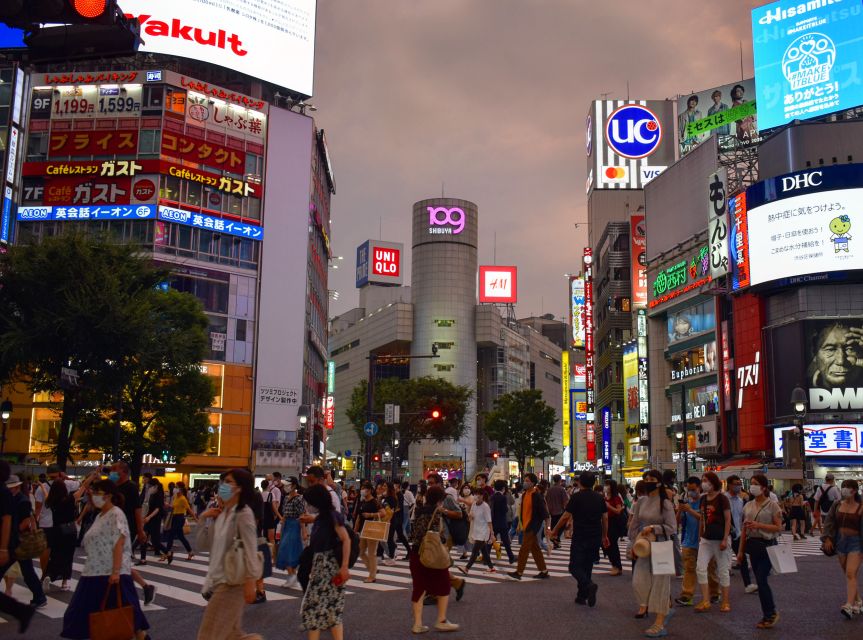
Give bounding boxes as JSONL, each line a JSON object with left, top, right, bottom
{"left": 410, "top": 198, "right": 478, "bottom": 479}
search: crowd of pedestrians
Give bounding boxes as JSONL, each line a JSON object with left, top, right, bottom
{"left": 0, "top": 460, "right": 862, "bottom": 638}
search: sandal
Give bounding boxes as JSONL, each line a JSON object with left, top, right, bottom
{"left": 694, "top": 601, "right": 711, "bottom": 613}
{"left": 411, "top": 625, "right": 430, "bottom": 634}
{"left": 644, "top": 626, "right": 667, "bottom": 638}
{"left": 363, "top": 577, "right": 376, "bottom": 583}
{"left": 720, "top": 601, "right": 731, "bottom": 613}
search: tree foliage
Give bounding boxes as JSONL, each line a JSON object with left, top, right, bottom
{"left": 482, "top": 389, "right": 558, "bottom": 475}
{"left": 345, "top": 376, "right": 473, "bottom": 456}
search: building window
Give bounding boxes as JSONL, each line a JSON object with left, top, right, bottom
{"left": 235, "top": 318, "right": 247, "bottom": 341}
{"left": 545, "top": 372, "right": 561, "bottom": 384}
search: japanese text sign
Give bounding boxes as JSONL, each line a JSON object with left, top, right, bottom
{"left": 48, "top": 129, "right": 138, "bottom": 157}
{"left": 774, "top": 424, "right": 863, "bottom": 457}
{"left": 161, "top": 131, "right": 246, "bottom": 173}
{"left": 707, "top": 168, "right": 730, "bottom": 278}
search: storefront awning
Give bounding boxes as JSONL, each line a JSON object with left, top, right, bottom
{"left": 715, "top": 456, "right": 764, "bottom": 478}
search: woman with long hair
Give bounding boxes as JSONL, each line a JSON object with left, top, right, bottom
{"left": 138, "top": 477, "right": 165, "bottom": 566}
{"left": 299, "top": 484, "right": 351, "bottom": 640}
{"left": 44, "top": 477, "right": 93, "bottom": 590}
{"left": 788, "top": 484, "right": 808, "bottom": 540}
{"left": 694, "top": 471, "right": 732, "bottom": 613}
{"left": 61, "top": 479, "right": 150, "bottom": 640}
{"left": 277, "top": 477, "right": 306, "bottom": 590}
{"left": 604, "top": 479, "right": 625, "bottom": 576}
{"left": 822, "top": 478, "right": 863, "bottom": 619}
{"left": 409, "top": 484, "right": 459, "bottom": 634}
{"left": 354, "top": 481, "right": 385, "bottom": 583}
{"left": 737, "top": 474, "right": 782, "bottom": 629}
{"left": 196, "top": 469, "right": 262, "bottom": 640}
{"left": 629, "top": 469, "right": 677, "bottom": 638}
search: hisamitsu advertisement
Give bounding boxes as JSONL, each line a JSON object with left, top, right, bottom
{"left": 751, "top": 0, "right": 863, "bottom": 130}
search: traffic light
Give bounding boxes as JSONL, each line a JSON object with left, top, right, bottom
{"left": 492, "top": 451, "right": 499, "bottom": 461}
{"left": 0, "top": 0, "right": 117, "bottom": 26}
{"left": 372, "top": 453, "right": 381, "bottom": 463}
{"left": 430, "top": 408, "right": 442, "bottom": 420}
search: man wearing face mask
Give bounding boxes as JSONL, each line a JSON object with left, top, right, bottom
{"left": 675, "top": 476, "right": 719, "bottom": 606}
{"left": 725, "top": 475, "right": 756, "bottom": 594}
{"left": 109, "top": 461, "right": 156, "bottom": 605}
{"left": 507, "top": 473, "right": 550, "bottom": 580}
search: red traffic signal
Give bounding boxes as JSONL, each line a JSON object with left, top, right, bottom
{"left": 372, "top": 453, "right": 381, "bottom": 462}
{"left": 430, "top": 409, "right": 441, "bottom": 419}
{"left": 492, "top": 451, "right": 499, "bottom": 460}
{"left": 72, "top": 0, "right": 109, "bottom": 19}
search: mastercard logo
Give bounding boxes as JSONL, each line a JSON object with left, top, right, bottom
{"left": 602, "top": 166, "right": 628, "bottom": 182}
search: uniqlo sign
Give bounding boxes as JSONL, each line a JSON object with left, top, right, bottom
{"left": 372, "top": 246, "right": 400, "bottom": 278}
{"left": 479, "top": 266, "right": 518, "bottom": 303}
{"left": 355, "top": 239, "right": 404, "bottom": 287}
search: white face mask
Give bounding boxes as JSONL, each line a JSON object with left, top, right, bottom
{"left": 842, "top": 487, "right": 856, "bottom": 498}
{"left": 749, "top": 485, "right": 762, "bottom": 497}
{"left": 701, "top": 481, "right": 713, "bottom": 493}
{"left": 92, "top": 494, "right": 107, "bottom": 508}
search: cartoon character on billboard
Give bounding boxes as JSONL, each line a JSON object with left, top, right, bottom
{"left": 829, "top": 215, "right": 852, "bottom": 253}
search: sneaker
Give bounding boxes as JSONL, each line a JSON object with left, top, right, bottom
{"left": 143, "top": 584, "right": 156, "bottom": 605}
{"left": 710, "top": 595, "right": 721, "bottom": 604}
{"left": 587, "top": 583, "right": 598, "bottom": 607}
{"left": 383, "top": 558, "right": 396, "bottom": 566}
{"left": 507, "top": 571, "right": 522, "bottom": 581}
{"left": 411, "top": 625, "right": 430, "bottom": 634}
{"left": 674, "top": 597, "right": 693, "bottom": 606}
{"left": 853, "top": 598, "right": 863, "bottom": 614}
{"left": 533, "top": 571, "right": 550, "bottom": 580}
{"left": 30, "top": 598, "right": 48, "bottom": 609}
{"left": 745, "top": 584, "right": 759, "bottom": 594}
{"left": 434, "top": 620, "right": 460, "bottom": 632}
{"left": 841, "top": 604, "right": 854, "bottom": 620}
{"left": 756, "top": 612, "right": 780, "bottom": 628}
{"left": 483, "top": 567, "right": 496, "bottom": 573}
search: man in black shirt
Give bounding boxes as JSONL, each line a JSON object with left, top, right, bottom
{"left": 0, "top": 461, "right": 35, "bottom": 632}
{"left": 549, "top": 471, "right": 609, "bottom": 607}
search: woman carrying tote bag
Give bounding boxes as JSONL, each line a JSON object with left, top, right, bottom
{"left": 196, "top": 469, "right": 262, "bottom": 640}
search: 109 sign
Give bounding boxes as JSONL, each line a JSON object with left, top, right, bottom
{"left": 605, "top": 104, "right": 662, "bottom": 159}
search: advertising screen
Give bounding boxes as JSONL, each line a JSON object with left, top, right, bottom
{"left": 752, "top": 0, "right": 863, "bottom": 130}
{"left": 623, "top": 343, "right": 638, "bottom": 428}
{"left": 119, "top": 0, "right": 317, "bottom": 96}
{"left": 667, "top": 300, "right": 716, "bottom": 346}
{"left": 570, "top": 276, "right": 586, "bottom": 348}
{"left": 630, "top": 214, "right": 647, "bottom": 308}
{"left": 804, "top": 318, "right": 863, "bottom": 411}
{"left": 479, "top": 266, "right": 517, "bottom": 303}
{"left": 0, "top": 25, "right": 26, "bottom": 49}
{"left": 678, "top": 79, "right": 761, "bottom": 157}
{"left": 742, "top": 164, "right": 863, "bottom": 288}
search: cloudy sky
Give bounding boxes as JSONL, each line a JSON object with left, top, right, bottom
{"left": 314, "top": 0, "right": 763, "bottom": 320}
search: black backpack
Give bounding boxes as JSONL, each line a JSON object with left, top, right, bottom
{"left": 818, "top": 485, "right": 836, "bottom": 512}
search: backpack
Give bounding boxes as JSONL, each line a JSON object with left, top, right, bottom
{"left": 818, "top": 485, "right": 837, "bottom": 513}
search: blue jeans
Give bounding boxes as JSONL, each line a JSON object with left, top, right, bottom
{"left": 746, "top": 540, "right": 776, "bottom": 618}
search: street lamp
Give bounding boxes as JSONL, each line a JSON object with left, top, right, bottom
{"left": 791, "top": 386, "right": 808, "bottom": 485}
{"left": 616, "top": 440, "right": 624, "bottom": 485}
{"left": 0, "top": 400, "right": 11, "bottom": 455}
{"left": 675, "top": 430, "right": 684, "bottom": 481}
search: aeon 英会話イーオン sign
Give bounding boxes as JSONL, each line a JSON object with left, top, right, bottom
{"left": 428, "top": 206, "right": 465, "bottom": 235}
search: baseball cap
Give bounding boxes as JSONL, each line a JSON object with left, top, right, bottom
{"left": 46, "top": 464, "right": 61, "bottom": 475}
{"left": 5, "top": 474, "right": 22, "bottom": 488}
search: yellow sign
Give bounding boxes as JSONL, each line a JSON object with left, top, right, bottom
{"left": 342, "top": 458, "right": 354, "bottom": 471}
{"left": 561, "top": 350, "right": 570, "bottom": 449}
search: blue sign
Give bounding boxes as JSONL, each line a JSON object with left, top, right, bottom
{"left": 1, "top": 187, "right": 13, "bottom": 244}
{"left": 363, "top": 422, "right": 379, "bottom": 437}
{"left": 17, "top": 204, "right": 156, "bottom": 222}
{"left": 605, "top": 104, "right": 662, "bottom": 159}
{"left": 157, "top": 206, "right": 263, "bottom": 241}
{"left": 146, "top": 71, "right": 163, "bottom": 82}
{"left": 601, "top": 406, "right": 612, "bottom": 466}
{"left": 344, "top": 449, "right": 352, "bottom": 457}
{"left": 355, "top": 240, "right": 370, "bottom": 287}
{"left": 0, "top": 25, "right": 25, "bottom": 49}
{"left": 752, "top": 0, "right": 863, "bottom": 131}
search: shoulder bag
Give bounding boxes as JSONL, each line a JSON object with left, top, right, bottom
{"left": 420, "top": 508, "right": 452, "bottom": 570}
{"left": 88, "top": 583, "right": 135, "bottom": 640}
{"left": 224, "top": 508, "right": 263, "bottom": 585}
{"left": 15, "top": 515, "right": 47, "bottom": 560}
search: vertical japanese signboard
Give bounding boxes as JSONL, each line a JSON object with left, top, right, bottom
{"left": 630, "top": 213, "right": 647, "bottom": 308}
{"left": 570, "top": 276, "right": 586, "bottom": 348}
{"left": 707, "top": 168, "right": 730, "bottom": 279}
{"left": 562, "top": 350, "right": 571, "bottom": 462}
{"left": 584, "top": 248, "right": 596, "bottom": 461}
{"left": 637, "top": 310, "right": 650, "bottom": 447}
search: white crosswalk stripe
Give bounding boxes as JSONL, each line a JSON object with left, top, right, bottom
{"left": 0, "top": 531, "right": 828, "bottom": 623}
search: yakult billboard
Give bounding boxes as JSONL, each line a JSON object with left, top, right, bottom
{"left": 120, "top": 1, "right": 317, "bottom": 96}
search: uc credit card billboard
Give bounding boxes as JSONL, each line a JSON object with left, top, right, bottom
{"left": 751, "top": 0, "right": 863, "bottom": 130}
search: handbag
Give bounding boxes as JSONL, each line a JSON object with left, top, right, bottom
{"left": 60, "top": 521, "right": 78, "bottom": 536}
{"left": 359, "top": 519, "right": 389, "bottom": 542}
{"left": 224, "top": 509, "right": 264, "bottom": 585}
{"left": 650, "top": 531, "right": 676, "bottom": 576}
{"left": 15, "top": 517, "right": 47, "bottom": 560}
{"left": 88, "top": 583, "right": 135, "bottom": 640}
{"left": 183, "top": 522, "right": 192, "bottom": 536}
{"left": 767, "top": 543, "right": 798, "bottom": 574}
{"left": 419, "top": 509, "right": 452, "bottom": 570}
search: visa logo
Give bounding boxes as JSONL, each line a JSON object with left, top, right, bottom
{"left": 641, "top": 166, "right": 667, "bottom": 184}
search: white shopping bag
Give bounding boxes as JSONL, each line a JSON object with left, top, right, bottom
{"left": 767, "top": 543, "right": 798, "bottom": 574}
{"left": 650, "top": 540, "right": 676, "bottom": 576}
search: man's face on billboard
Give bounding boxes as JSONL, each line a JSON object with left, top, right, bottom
{"left": 816, "top": 326, "right": 860, "bottom": 387}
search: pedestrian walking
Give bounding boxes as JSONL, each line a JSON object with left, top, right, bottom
{"left": 425, "top": 473, "right": 466, "bottom": 603}
{"left": 408, "top": 484, "right": 459, "bottom": 634}
{"left": 61, "top": 479, "right": 150, "bottom": 640}
{"left": 109, "top": 461, "right": 155, "bottom": 605}
{"left": 196, "top": 468, "right": 263, "bottom": 640}
{"left": 259, "top": 479, "right": 282, "bottom": 545}
{"left": 277, "top": 478, "right": 306, "bottom": 589}
{"left": 675, "top": 476, "right": 719, "bottom": 607}
{"left": 546, "top": 474, "right": 568, "bottom": 550}
{"left": 724, "top": 475, "right": 756, "bottom": 594}
{"left": 402, "top": 481, "right": 416, "bottom": 539}
{"left": 603, "top": 479, "right": 626, "bottom": 576}
{"left": 694, "top": 471, "right": 732, "bottom": 613}
{"left": 737, "top": 473, "right": 782, "bottom": 629}
{"left": 0, "top": 463, "right": 37, "bottom": 633}
{"left": 299, "top": 484, "right": 351, "bottom": 640}
{"left": 507, "top": 473, "right": 550, "bottom": 581}
{"left": 788, "top": 484, "right": 807, "bottom": 540}
{"left": 161, "top": 483, "right": 197, "bottom": 563}
{"left": 814, "top": 474, "right": 841, "bottom": 532}
{"left": 629, "top": 469, "right": 677, "bottom": 637}
{"left": 6, "top": 475, "right": 47, "bottom": 608}
{"left": 490, "top": 480, "right": 516, "bottom": 564}
{"left": 459, "top": 487, "right": 495, "bottom": 574}
{"left": 354, "top": 481, "right": 385, "bottom": 583}
{"left": 549, "top": 471, "right": 608, "bottom": 607}
{"left": 821, "top": 478, "right": 863, "bottom": 619}
{"left": 44, "top": 476, "right": 94, "bottom": 590}
{"left": 383, "top": 482, "right": 410, "bottom": 564}
{"left": 138, "top": 478, "right": 165, "bottom": 566}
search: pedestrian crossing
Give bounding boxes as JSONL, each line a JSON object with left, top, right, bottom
{"left": 0, "top": 531, "right": 827, "bottom": 623}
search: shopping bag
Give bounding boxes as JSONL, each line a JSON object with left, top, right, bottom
{"left": 88, "top": 583, "right": 135, "bottom": 640}
{"left": 650, "top": 540, "right": 676, "bottom": 575}
{"left": 767, "top": 543, "right": 798, "bottom": 574}
{"left": 359, "top": 520, "right": 389, "bottom": 542}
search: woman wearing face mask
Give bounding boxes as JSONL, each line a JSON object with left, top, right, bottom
{"left": 354, "top": 481, "right": 385, "bottom": 583}
{"left": 628, "top": 469, "right": 677, "bottom": 638}
{"left": 277, "top": 478, "right": 306, "bottom": 590}
{"left": 138, "top": 478, "right": 165, "bottom": 566}
{"left": 694, "top": 471, "right": 732, "bottom": 613}
{"left": 61, "top": 480, "right": 150, "bottom": 640}
{"left": 737, "top": 474, "right": 782, "bottom": 629}
{"left": 195, "top": 469, "right": 262, "bottom": 640}
{"left": 161, "top": 483, "right": 197, "bottom": 563}
{"left": 458, "top": 488, "right": 495, "bottom": 574}
{"left": 821, "top": 479, "right": 863, "bottom": 619}
{"left": 604, "top": 480, "right": 625, "bottom": 576}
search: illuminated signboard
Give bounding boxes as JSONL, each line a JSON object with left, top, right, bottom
{"left": 479, "top": 266, "right": 517, "bottom": 304}
{"left": 48, "top": 129, "right": 139, "bottom": 157}
{"left": 157, "top": 205, "right": 263, "bottom": 240}
{"left": 649, "top": 246, "right": 711, "bottom": 308}
{"left": 17, "top": 204, "right": 156, "bottom": 221}
{"left": 730, "top": 192, "right": 750, "bottom": 290}
{"left": 51, "top": 84, "right": 143, "bottom": 119}
{"left": 678, "top": 79, "right": 761, "bottom": 157}
{"left": 562, "top": 351, "right": 571, "bottom": 455}
{"left": 570, "top": 276, "right": 585, "bottom": 348}
{"left": 584, "top": 248, "right": 596, "bottom": 460}
{"left": 774, "top": 424, "right": 863, "bottom": 457}
{"left": 707, "top": 168, "right": 730, "bottom": 278}
{"left": 186, "top": 92, "right": 267, "bottom": 140}
{"left": 161, "top": 131, "right": 246, "bottom": 174}
{"left": 356, "top": 240, "right": 404, "bottom": 287}
{"left": 736, "top": 164, "right": 863, "bottom": 290}
{"left": 637, "top": 309, "right": 650, "bottom": 445}
{"left": 118, "top": 0, "right": 317, "bottom": 96}
{"left": 752, "top": 0, "right": 863, "bottom": 131}
{"left": 623, "top": 343, "right": 638, "bottom": 428}
{"left": 324, "top": 394, "right": 335, "bottom": 430}
{"left": 630, "top": 214, "right": 647, "bottom": 308}
{"left": 428, "top": 206, "right": 465, "bottom": 235}
{"left": 327, "top": 360, "right": 335, "bottom": 394}
{"left": 601, "top": 406, "right": 612, "bottom": 469}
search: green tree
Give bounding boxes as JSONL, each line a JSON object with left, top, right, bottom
{"left": 75, "top": 289, "right": 214, "bottom": 480}
{"left": 483, "top": 389, "right": 558, "bottom": 475}
{"left": 0, "top": 233, "right": 166, "bottom": 470}
{"left": 345, "top": 376, "right": 473, "bottom": 458}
